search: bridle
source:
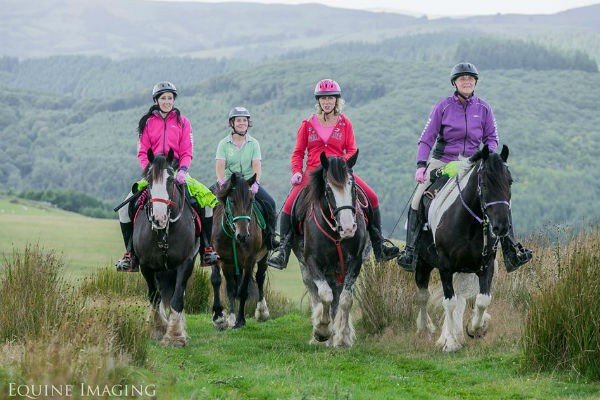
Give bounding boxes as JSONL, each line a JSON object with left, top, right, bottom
{"left": 319, "top": 169, "right": 358, "bottom": 234}
{"left": 456, "top": 159, "right": 511, "bottom": 264}
{"left": 146, "top": 167, "right": 185, "bottom": 231}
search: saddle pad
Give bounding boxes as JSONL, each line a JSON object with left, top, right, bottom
{"left": 427, "top": 164, "right": 476, "bottom": 243}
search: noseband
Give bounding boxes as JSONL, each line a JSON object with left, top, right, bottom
{"left": 322, "top": 172, "right": 357, "bottom": 231}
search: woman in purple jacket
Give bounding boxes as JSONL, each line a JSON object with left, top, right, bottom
{"left": 397, "top": 63, "right": 532, "bottom": 272}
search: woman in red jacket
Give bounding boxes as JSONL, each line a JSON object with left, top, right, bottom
{"left": 267, "top": 79, "right": 399, "bottom": 270}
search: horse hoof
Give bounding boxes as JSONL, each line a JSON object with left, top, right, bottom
{"left": 160, "top": 336, "right": 188, "bottom": 347}
{"left": 313, "top": 332, "right": 330, "bottom": 342}
{"left": 233, "top": 321, "right": 246, "bottom": 329}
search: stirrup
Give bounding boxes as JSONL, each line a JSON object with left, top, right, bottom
{"left": 116, "top": 252, "right": 138, "bottom": 272}
{"left": 396, "top": 249, "right": 416, "bottom": 272}
{"left": 202, "top": 247, "right": 219, "bottom": 266}
{"left": 267, "top": 249, "right": 288, "bottom": 270}
{"left": 381, "top": 239, "right": 400, "bottom": 260}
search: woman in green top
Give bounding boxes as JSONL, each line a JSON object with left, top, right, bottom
{"left": 215, "top": 107, "right": 279, "bottom": 250}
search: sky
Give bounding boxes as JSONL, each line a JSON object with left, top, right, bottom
{"left": 159, "top": 0, "right": 600, "bottom": 17}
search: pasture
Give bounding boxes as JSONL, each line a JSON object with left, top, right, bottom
{"left": 1, "top": 195, "right": 599, "bottom": 399}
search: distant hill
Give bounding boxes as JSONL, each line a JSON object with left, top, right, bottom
{"left": 2, "top": 0, "right": 600, "bottom": 60}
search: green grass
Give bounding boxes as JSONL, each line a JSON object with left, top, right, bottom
{"left": 128, "top": 312, "right": 600, "bottom": 399}
{"left": 0, "top": 196, "right": 307, "bottom": 304}
{"left": 3, "top": 195, "right": 600, "bottom": 399}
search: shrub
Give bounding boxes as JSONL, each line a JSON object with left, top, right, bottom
{"left": 521, "top": 230, "right": 600, "bottom": 380}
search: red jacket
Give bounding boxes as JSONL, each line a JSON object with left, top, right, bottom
{"left": 137, "top": 110, "right": 193, "bottom": 170}
{"left": 291, "top": 114, "right": 357, "bottom": 174}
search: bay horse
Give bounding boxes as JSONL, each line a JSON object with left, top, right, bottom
{"left": 292, "top": 150, "right": 367, "bottom": 347}
{"left": 414, "top": 145, "right": 512, "bottom": 352}
{"left": 133, "top": 149, "right": 200, "bottom": 346}
{"left": 211, "top": 172, "right": 270, "bottom": 329}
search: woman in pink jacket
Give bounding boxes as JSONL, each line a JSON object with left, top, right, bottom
{"left": 267, "top": 79, "right": 399, "bottom": 270}
{"left": 115, "top": 81, "right": 217, "bottom": 271}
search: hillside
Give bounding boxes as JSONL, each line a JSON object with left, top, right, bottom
{"left": 2, "top": 1, "right": 600, "bottom": 60}
{"left": 1, "top": 58, "right": 598, "bottom": 235}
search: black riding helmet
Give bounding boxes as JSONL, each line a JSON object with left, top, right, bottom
{"left": 152, "top": 81, "right": 178, "bottom": 101}
{"left": 450, "top": 63, "right": 479, "bottom": 85}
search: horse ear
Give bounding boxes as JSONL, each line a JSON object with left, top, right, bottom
{"left": 167, "top": 149, "right": 174, "bottom": 164}
{"left": 147, "top": 149, "right": 154, "bottom": 163}
{"left": 500, "top": 145, "right": 509, "bottom": 162}
{"left": 482, "top": 144, "right": 490, "bottom": 160}
{"left": 347, "top": 149, "right": 359, "bottom": 169}
{"left": 320, "top": 152, "right": 329, "bottom": 170}
{"left": 230, "top": 172, "right": 237, "bottom": 186}
{"left": 247, "top": 173, "right": 257, "bottom": 186}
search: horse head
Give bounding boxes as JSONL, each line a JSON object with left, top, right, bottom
{"left": 318, "top": 150, "right": 359, "bottom": 239}
{"left": 145, "top": 148, "right": 177, "bottom": 230}
{"left": 219, "top": 172, "right": 256, "bottom": 244}
{"left": 471, "top": 144, "right": 512, "bottom": 238}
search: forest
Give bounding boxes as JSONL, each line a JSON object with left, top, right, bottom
{"left": 1, "top": 4, "right": 599, "bottom": 236}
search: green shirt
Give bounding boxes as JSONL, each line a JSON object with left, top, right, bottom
{"left": 215, "top": 133, "right": 262, "bottom": 180}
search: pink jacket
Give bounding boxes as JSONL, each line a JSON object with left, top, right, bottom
{"left": 137, "top": 111, "right": 193, "bottom": 170}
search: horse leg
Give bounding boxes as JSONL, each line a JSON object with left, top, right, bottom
{"left": 224, "top": 271, "right": 238, "bottom": 328}
{"left": 141, "top": 267, "right": 166, "bottom": 340}
{"left": 309, "top": 259, "right": 333, "bottom": 344}
{"left": 415, "top": 259, "right": 436, "bottom": 339}
{"left": 467, "top": 260, "right": 495, "bottom": 338}
{"left": 330, "top": 260, "right": 360, "bottom": 347}
{"left": 233, "top": 264, "right": 253, "bottom": 329}
{"left": 254, "top": 255, "right": 270, "bottom": 322}
{"left": 436, "top": 264, "right": 462, "bottom": 352}
{"left": 161, "top": 262, "right": 193, "bottom": 347}
{"left": 211, "top": 265, "right": 228, "bottom": 330}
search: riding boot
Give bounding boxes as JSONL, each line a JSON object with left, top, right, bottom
{"left": 397, "top": 208, "right": 420, "bottom": 272}
{"left": 200, "top": 212, "right": 219, "bottom": 266}
{"left": 501, "top": 218, "right": 532, "bottom": 272}
{"left": 368, "top": 207, "right": 400, "bottom": 263}
{"left": 267, "top": 213, "right": 293, "bottom": 270}
{"left": 115, "top": 222, "right": 137, "bottom": 272}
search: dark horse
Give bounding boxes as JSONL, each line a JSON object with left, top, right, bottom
{"left": 211, "top": 172, "right": 270, "bottom": 329}
{"left": 414, "top": 145, "right": 512, "bottom": 352}
{"left": 133, "top": 149, "right": 200, "bottom": 346}
{"left": 292, "top": 151, "right": 367, "bottom": 347}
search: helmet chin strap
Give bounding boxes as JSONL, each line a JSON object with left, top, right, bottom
{"left": 455, "top": 90, "right": 474, "bottom": 101}
{"left": 232, "top": 128, "right": 247, "bottom": 136}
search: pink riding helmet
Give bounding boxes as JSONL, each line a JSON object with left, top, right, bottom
{"left": 314, "top": 79, "right": 341, "bottom": 98}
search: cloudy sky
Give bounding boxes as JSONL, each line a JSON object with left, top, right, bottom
{"left": 159, "top": 0, "right": 599, "bottom": 17}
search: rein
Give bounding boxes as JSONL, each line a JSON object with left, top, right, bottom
{"left": 221, "top": 196, "right": 266, "bottom": 275}
{"left": 309, "top": 178, "right": 363, "bottom": 285}
{"left": 455, "top": 162, "right": 510, "bottom": 268}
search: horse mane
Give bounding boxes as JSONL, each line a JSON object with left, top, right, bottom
{"left": 467, "top": 148, "right": 512, "bottom": 191}
{"left": 215, "top": 172, "right": 252, "bottom": 205}
{"left": 143, "top": 154, "right": 173, "bottom": 184}
{"left": 298, "top": 156, "right": 349, "bottom": 217}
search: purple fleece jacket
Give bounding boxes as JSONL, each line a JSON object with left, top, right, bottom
{"left": 416, "top": 93, "right": 498, "bottom": 165}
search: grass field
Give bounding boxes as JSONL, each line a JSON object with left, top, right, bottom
{"left": 0, "top": 196, "right": 307, "bottom": 303}
{"left": 2, "top": 195, "right": 599, "bottom": 399}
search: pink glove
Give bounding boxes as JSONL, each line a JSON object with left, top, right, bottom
{"left": 290, "top": 172, "right": 303, "bottom": 186}
{"left": 250, "top": 182, "right": 259, "bottom": 194}
{"left": 176, "top": 169, "right": 187, "bottom": 185}
{"left": 415, "top": 167, "right": 427, "bottom": 184}
{"left": 217, "top": 177, "right": 226, "bottom": 188}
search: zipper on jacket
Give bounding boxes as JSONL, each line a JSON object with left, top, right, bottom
{"left": 162, "top": 116, "right": 167, "bottom": 156}
{"left": 462, "top": 103, "right": 468, "bottom": 157}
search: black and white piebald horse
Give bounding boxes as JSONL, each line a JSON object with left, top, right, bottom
{"left": 414, "top": 145, "right": 512, "bottom": 352}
